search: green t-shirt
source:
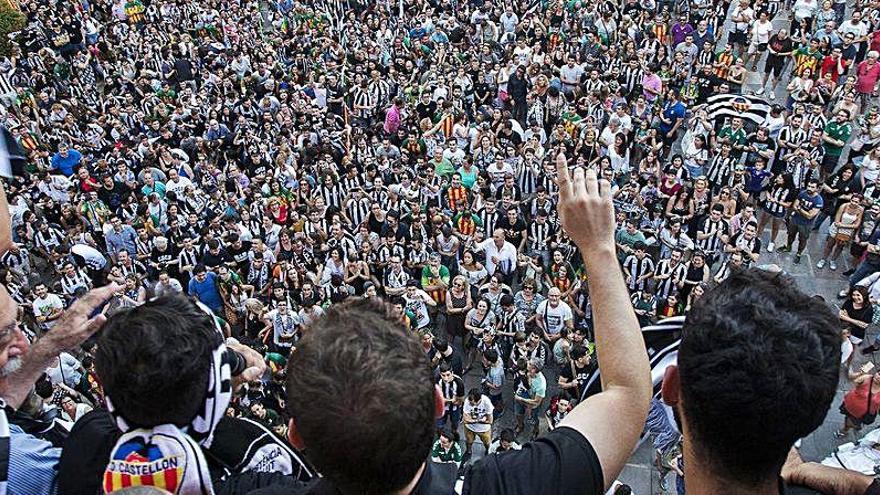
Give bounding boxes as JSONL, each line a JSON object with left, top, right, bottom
{"left": 433, "top": 158, "right": 455, "bottom": 178}
{"left": 421, "top": 265, "right": 451, "bottom": 288}
{"left": 823, "top": 121, "right": 852, "bottom": 157}
{"left": 718, "top": 126, "right": 747, "bottom": 147}
{"left": 430, "top": 439, "right": 463, "bottom": 463}
{"left": 615, "top": 229, "right": 647, "bottom": 261}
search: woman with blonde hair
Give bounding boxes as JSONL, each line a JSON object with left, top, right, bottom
{"left": 242, "top": 298, "right": 268, "bottom": 343}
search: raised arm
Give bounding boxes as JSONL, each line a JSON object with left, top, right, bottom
{"left": 555, "top": 152, "right": 652, "bottom": 490}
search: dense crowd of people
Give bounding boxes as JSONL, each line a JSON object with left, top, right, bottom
{"left": 4, "top": 0, "right": 880, "bottom": 491}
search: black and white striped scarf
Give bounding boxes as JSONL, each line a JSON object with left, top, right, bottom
{"left": 103, "top": 301, "right": 233, "bottom": 495}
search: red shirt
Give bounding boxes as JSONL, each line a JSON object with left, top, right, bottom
{"left": 844, "top": 377, "right": 880, "bottom": 417}
{"left": 820, "top": 55, "right": 848, "bottom": 82}
{"left": 870, "top": 31, "right": 880, "bottom": 53}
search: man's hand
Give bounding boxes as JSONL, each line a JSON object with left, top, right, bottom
{"left": 2, "top": 283, "right": 121, "bottom": 408}
{"left": 555, "top": 151, "right": 615, "bottom": 260}
{"left": 556, "top": 150, "right": 651, "bottom": 490}
{"left": 38, "top": 283, "right": 121, "bottom": 353}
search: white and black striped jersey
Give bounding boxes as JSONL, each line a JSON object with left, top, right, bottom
{"left": 498, "top": 307, "right": 526, "bottom": 338}
{"left": 34, "top": 226, "right": 65, "bottom": 253}
{"left": 775, "top": 126, "right": 807, "bottom": 160}
{"left": 762, "top": 185, "right": 796, "bottom": 216}
{"left": 787, "top": 155, "right": 822, "bottom": 190}
{"left": 653, "top": 259, "right": 687, "bottom": 299}
{"left": 437, "top": 375, "right": 465, "bottom": 413}
{"left": 368, "top": 79, "right": 392, "bottom": 109}
{"left": 623, "top": 254, "right": 656, "bottom": 291}
{"left": 697, "top": 49, "right": 715, "bottom": 68}
{"left": 1, "top": 248, "right": 31, "bottom": 274}
{"left": 383, "top": 267, "right": 410, "bottom": 291}
{"left": 376, "top": 243, "right": 405, "bottom": 265}
{"left": 118, "top": 260, "right": 148, "bottom": 279}
{"left": 727, "top": 232, "right": 762, "bottom": 266}
{"left": 477, "top": 208, "right": 500, "bottom": 235}
{"left": 516, "top": 161, "right": 540, "bottom": 195}
{"left": 177, "top": 247, "right": 199, "bottom": 273}
{"left": 620, "top": 64, "right": 643, "bottom": 93}
{"left": 706, "top": 153, "right": 736, "bottom": 189}
{"left": 327, "top": 234, "right": 357, "bottom": 261}
{"left": 303, "top": 218, "right": 330, "bottom": 239}
{"left": 60, "top": 268, "right": 91, "bottom": 298}
{"left": 805, "top": 113, "right": 827, "bottom": 136}
{"left": 315, "top": 182, "right": 344, "bottom": 207}
{"left": 341, "top": 174, "right": 365, "bottom": 192}
{"left": 696, "top": 217, "right": 729, "bottom": 254}
{"left": 351, "top": 88, "right": 376, "bottom": 120}
{"left": 527, "top": 221, "right": 556, "bottom": 251}
{"left": 346, "top": 197, "right": 371, "bottom": 228}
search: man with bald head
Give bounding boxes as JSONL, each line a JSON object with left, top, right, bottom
{"left": 476, "top": 228, "right": 518, "bottom": 284}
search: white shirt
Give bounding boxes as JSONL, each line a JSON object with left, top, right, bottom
{"left": 165, "top": 176, "right": 193, "bottom": 195}
{"left": 535, "top": 300, "right": 573, "bottom": 335}
{"left": 154, "top": 278, "right": 184, "bottom": 297}
{"left": 732, "top": 5, "right": 754, "bottom": 30}
{"left": 32, "top": 293, "right": 64, "bottom": 329}
{"left": 46, "top": 352, "right": 82, "bottom": 387}
{"left": 477, "top": 239, "right": 518, "bottom": 276}
{"left": 463, "top": 395, "right": 494, "bottom": 433}
{"left": 71, "top": 243, "right": 108, "bottom": 270}
{"left": 751, "top": 19, "right": 774, "bottom": 44}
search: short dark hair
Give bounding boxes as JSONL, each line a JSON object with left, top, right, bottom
{"left": 286, "top": 298, "right": 434, "bottom": 495}
{"left": 94, "top": 296, "right": 216, "bottom": 427}
{"left": 678, "top": 269, "right": 839, "bottom": 485}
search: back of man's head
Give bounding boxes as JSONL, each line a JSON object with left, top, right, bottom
{"left": 95, "top": 296, "right": 215, "bottom": 427}
{"left": 286, "top": 298, "right": 434, "bottom": 495}
{"left": 678, "top": 269, "right": 839, "bottom": 485}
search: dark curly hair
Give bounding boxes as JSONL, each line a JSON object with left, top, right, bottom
{"left": 95, "top": 296, "right": 217, "bottom": 428}
{"left": 678, "top": 269, "right": 840, "bottom": 485}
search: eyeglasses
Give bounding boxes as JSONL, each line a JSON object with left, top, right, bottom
{"left": 523, "top": 286, "right": 535, "bottom": 290}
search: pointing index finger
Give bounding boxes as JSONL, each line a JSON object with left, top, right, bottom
{"left": 556, "top": 151, "right": 571, "bottom": 199}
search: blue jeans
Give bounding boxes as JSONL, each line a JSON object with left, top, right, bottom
{"left": 437, "top": 408, "right": 462, "bottom": 431}
{"left": 850, "top": 261, "right": 880, "bottom": 288}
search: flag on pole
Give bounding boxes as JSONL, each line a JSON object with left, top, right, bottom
{"left": 0, "top": 125, "right": 26, "bottom": 179}
{"left": 579, "top": 316, "right": 684, "bottom": 402}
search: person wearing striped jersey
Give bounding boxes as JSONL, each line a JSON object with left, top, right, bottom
{"left": 623, "top": 242, "right": 656, "bottom": 292}
{"left": 695, "top": 205, "right": 730, "bottom": 265}
{"left": 653, "top": 249, "right": 688, "bottom": 299}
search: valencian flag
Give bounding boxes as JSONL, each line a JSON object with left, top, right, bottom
{"left": 705, "top": 93, "right": 771, "bottom": 124}
{"left": 103, "top": 438, "right": 185, "bottom": 493}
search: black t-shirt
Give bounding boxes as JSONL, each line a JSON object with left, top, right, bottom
{"left": 558, "top": 361, "right": 597, "bottom": 396}
{"left": 65, "top": 20, "right": 84, "bottom": 45}
{"left": 463, "top": 427, "right": 604, "bottom": 494}
{"left": 767, "top": 35, "right": 793, "bottom": 63}
{"left": 228, "top": 241, "right": 253, "bottom": 269}
{"left": 202, "top": 248, "right": 228, "bottom": 270}
{"left": 246, "top": 459, "right": 457, "bottom": 495}
{"left": 496, "top": 216, "right": 527, "bottom": 248}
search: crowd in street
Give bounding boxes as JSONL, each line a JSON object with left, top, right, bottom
{"left": 4, "top": 0, "right": 880, "bottom": 491}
